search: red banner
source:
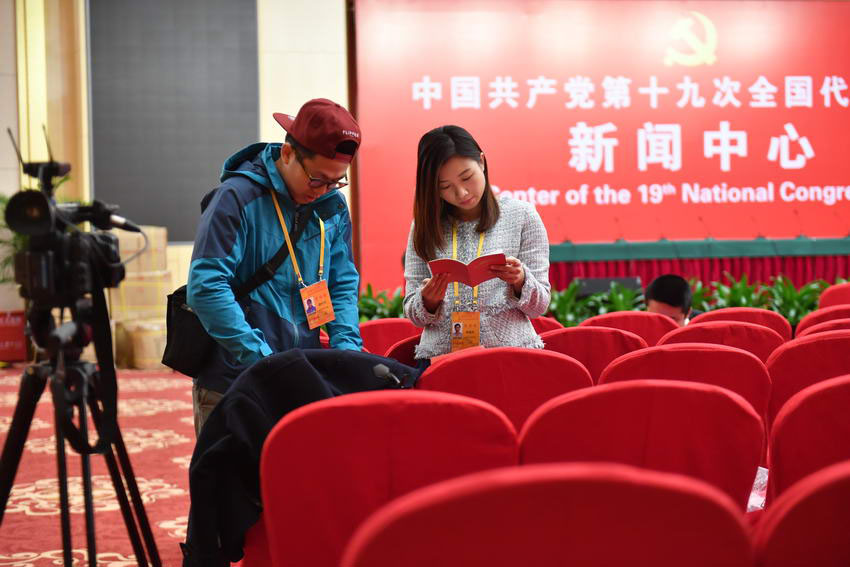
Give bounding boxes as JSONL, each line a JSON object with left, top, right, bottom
{"left": 355, "top": 0, "right": 850, "bottom": 291}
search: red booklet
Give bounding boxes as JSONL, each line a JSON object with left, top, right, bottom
{"left": 428, "top": 252, "right": 507, "bottom": 287}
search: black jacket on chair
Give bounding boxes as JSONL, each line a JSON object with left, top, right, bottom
{"left": 180, "top": 348, "right": 420, "bottom": 567}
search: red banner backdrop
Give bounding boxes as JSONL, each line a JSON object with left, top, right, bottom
{"left": 355, "top": 0, "right": 850, "bottom": 291}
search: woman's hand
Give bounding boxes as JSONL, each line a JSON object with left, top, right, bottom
{"left": 490, "top": 256, "right": 525, "bottom": 296}
{"left": 421, "top": 273, "right": 450, "bottom": 313}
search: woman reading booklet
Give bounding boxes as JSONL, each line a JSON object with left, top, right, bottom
{"left": 402, "top": 125, "right": 552, "bottom": 366}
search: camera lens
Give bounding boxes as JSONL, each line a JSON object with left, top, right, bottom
{"left": 5, "top": 190, "right": 54, "bottom": 236}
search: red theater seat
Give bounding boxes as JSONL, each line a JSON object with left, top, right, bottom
{"left": 765, "top": 330, "right": 850, "bottom": 427}
{"left": 818, "top": 281, "right": 850, "bottom": 309}
{"left": 530, "top": 316, "right": 563, "bottom": 334}
{"left": 754, "top": 461, "right": 850, "bottom": 567}
{"left": 241, "top": 517, "right": 272, "bottom": 566}
{"left": 795, "top": 317, "right": 850, "bottom": 338}
{"left": 795, "top": 304, "right": 850, "bottom": 337}
{"left": 767, "top": 375, "right": 850, "bottom": 503}
{"left": 342, "top": 463, "right": 753, "bottom": 567}
{"left": 384, "top": 334, "right": 419, "bottom": 365}
{"left": 417, "top": 347, "right": 592, "bottom": 430}
{"left": 658, "top": 320, "right": 784, "bottom": 363}
{"left": 540, "top": 326, "right": 647, "bottom": 383}
{"left": 579, "top": 310, "right": 679, "bottom": 346}
{"left": 599, "top": 343, "right": 770, "bottom": 418}
{"left": 258, "top": 390, "right": 517, "bottom": 567}
{"left": 690, "top": 307, "right": 792, "bottom": 342}
{"left": 359, "top": 318, "right": 422, "bottom": 355}
{"left": 519, "top": 380, "right": 763, "bottom": 509}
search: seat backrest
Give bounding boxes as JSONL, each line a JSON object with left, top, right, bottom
{"left": 540, "top": 326, "right": 647, "bottom": 383}
{"left": 754, "top": 460, "right": 850, "bottom": 567}
{"left": 260, "top": 390, "right": 517, "bottom": 567}
{"left": 530, "top": 316, "right": 563, "bottom": 334}
{"left": 359, "top": 318, "right": 422, "bottom": 357}
{"left": 599, "top": 343, "right": 771, "bottom": 417}
{"left": 690, "top": 307, "right": 792, "bottom": 341}
{"left": 658, "top": 320, "right": 784, "bottom": 363}
{"left": 579, "top": 311, "right": 679, "bottom": 346}
{"left": 795, "top": 304, "right": 850, "bottom": 336}
{"left": 416, "top": 347, "right": 592, "bottom": 430}
{"left": 767, "top": 374, "right": 850, "bottom": 502}
{"left": 342, "top": 463, "right": 753, "bottom": 567}
{"left": 765, "top": 329, "right": 850, "bottom": 427}
{"left": 796, "top": 317, "right": 850, "bottom": 338}
{"left": 519, "top": 380, "right": 763, "bottom": 509}
{"left": 818, "top": 281, "right": 850, "bottom": 309}
{"left": 383, "top": 333, "right": 419, "bottom": 364}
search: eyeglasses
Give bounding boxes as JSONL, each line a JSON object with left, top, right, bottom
{"left": 294, "top": 152, "right": 349, "bottom": 191}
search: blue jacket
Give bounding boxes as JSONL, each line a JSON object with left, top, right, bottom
{"left": 187, "top": 143, "right": 362, "bottom": 393}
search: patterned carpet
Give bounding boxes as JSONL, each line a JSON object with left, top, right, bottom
{"left": 0, "top": 366, "right": 194, "bottom": 566}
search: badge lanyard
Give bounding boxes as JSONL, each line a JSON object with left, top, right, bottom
{"left": 270, "top": 189, "right": 325, "bottom": 286}
{"left": 452, "top": 222, "right": 486, "bottom": 307}
{"left": 269, "top": 189, "right": 335, "bottom": 329}
{"left": 450, "top": 223, "right": 485, "bottom": 352}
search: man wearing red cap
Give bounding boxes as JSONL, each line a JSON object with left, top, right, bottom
{"left": 186, "top": 98, "right": 363, "bottom": 433}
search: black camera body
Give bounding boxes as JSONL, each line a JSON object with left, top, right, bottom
{"left": 14, "top": 226, "right": 125, "bottom": 307}
{"left": 4, "top": 158, "right": 133, "bottom": 355}
{"left": 5, "top": 162, "right": 130, "bottom": 306}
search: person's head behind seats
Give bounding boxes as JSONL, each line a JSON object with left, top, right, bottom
{"left": 645, "top": 274, "right": 692, "bottom": 326}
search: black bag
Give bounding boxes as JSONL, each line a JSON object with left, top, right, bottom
{"left": 162, "top": 190, "right": 314, "bottom": 377}
{"left": 162, "top": 285, "right": 217, "bottom": 377}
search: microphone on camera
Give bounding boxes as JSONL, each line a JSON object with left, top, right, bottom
{"left": 107, "top": 214, "right": 142, "bottom": 233}
{"left": 56, "top": 201, "right": 142, "bottom": 233}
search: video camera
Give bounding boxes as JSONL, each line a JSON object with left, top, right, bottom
{"left": 3, "top": 127, "right": 142, "bottom": 355}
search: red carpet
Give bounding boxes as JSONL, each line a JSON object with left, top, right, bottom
{"left": 0, "top": 366, "right": 194, "bottom": 566}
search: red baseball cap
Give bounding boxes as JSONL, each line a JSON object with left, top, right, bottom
{"left": 273, "top": 98, "right": 361, "bottom": 163}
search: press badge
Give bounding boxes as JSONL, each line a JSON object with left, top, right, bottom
{"left": 301, "top": 280, "right": 335, "bottom": 330}
{"left": 450, "top": 311, "right": 480, "bottom": 352}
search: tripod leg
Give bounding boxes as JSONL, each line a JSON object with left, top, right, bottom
{"left": 0, "top": 366, "right": 47, "bottom": 525}
{"left": 54, "top": 403, "right": 74, "bottom": 567}
{"left": 89, "top": 398, "right": 160, "bottom": 567}
{"left": 78, "top": 391, "right": 97, "bottom": 567}
{"left": 88, "top": 397, "right": 150, "bottom": 567}
{"left": 113, "top": 428, "right": 162, "bottom": 567}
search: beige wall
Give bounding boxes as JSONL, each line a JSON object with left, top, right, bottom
{"left": 0, "top": 0, "right": 19, "bottom": 198}
{"left": 257, "top": 0, "right": 349, "bottom": 142}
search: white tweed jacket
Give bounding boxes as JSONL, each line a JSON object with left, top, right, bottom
{"left": 403, "top": 195, "right": 551, "bottom": 360}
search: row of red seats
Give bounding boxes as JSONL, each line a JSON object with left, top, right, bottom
{"left": 243, "top": 381, "right": 850, "bottom": 566}
{"left": 388, "top": 324, "right": 850, "bottom": 429}
{"left": 342, "top": 460, "right": 850, "bottom": 567}
{"left": 350, "top": 281, "right": 850, "bottom": 357}
{"left": 355, "top": 299, "right": 850, "bottom": 358}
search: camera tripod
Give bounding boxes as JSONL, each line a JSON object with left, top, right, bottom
{"left": 0, "top": 295, "right": 161, "bottom": 567}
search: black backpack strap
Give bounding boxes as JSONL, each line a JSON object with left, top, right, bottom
{"left": 231, "top": 193, "right": 316, "bottom": 300}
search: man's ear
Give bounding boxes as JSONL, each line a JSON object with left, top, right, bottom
{"left": 280, "top": 143, "right": 294, "bottom": 164}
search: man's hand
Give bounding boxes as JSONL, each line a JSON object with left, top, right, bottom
{"left": 421, "top": 273, "right": 450, "bottom": 313}
{"left": 490, "top": 256, "right": 525, "bottom": 295}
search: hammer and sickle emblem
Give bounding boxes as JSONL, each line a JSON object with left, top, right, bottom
{"left": 664, "top": 11, "right": 717, "bottom": 67}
